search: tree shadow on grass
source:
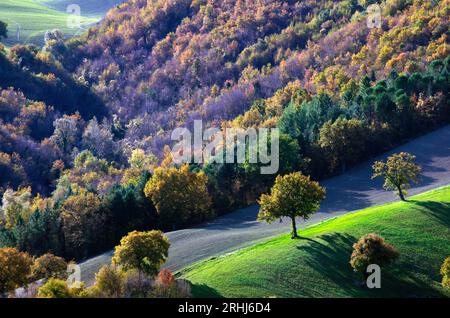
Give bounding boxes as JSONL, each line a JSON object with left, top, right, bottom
{"left": 190, "top": 283, "right": 224, "bottom": 298}
{"left": 408, "top": 200, "right": 450, "bottom": 228}
{"left": 296, "top": 232, "right": 446, "bottom": 297}
{"left": 296, "top": 232, "right": 364, "bottom": 297}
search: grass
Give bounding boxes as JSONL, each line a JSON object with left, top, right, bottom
{"left": 0, "top": 0, "right": 98, "bottom": 46}
{"left": 35, "top": 0, "right": 124, "bottom": 18}
{"left": 179, "top": 186, "right": 450, "bottom": 298}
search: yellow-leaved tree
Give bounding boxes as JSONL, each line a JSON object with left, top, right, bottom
{"left": 144, "top": 164, "right": 213, "bottom": 230}
{"left": 258, "top": 172, "right": 326, "bottom": 239}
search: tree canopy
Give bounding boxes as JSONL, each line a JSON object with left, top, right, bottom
{"left": 112, "top": 230, "right": 170, "bottom": 278}
{"left": 258, "top": 172, "right": 325, "bottom": 238}
{"left": 372, "top": 152, "right": 422, "bottom": 201}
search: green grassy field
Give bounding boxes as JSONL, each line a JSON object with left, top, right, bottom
{"left": 0, "top": 0, "right": 98, "bottom": 46}
{"left": 35, "top": 0, "right": 124, "bottom": 18}
{"left": 179, "top": 186, "right": 450, "bottom": 298}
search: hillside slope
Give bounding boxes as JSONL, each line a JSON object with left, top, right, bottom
{"left": 78, "top": 124, "right": 450, "bottom": 285}
{"left": 180, "top": 186, "right": 450, "bottom": 298}
{"left": 0, "top": 0, "right": 97, "bottom": 46}
{"left": 65, "top": 0, "right": 449, "bottom": 155}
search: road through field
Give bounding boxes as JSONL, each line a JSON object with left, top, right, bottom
{"left": 79, "top": 125, "right": 450, "bottom": 285}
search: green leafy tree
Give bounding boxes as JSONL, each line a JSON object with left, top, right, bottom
{"left": 0, "top": 247, "right": 33, "bottom": 294}
{"left": 372, "top": 152, "right": 421, "bottom": 201}
{"left": 112, "top": 230, "right": 170, "bottom": 278}
{"left": 350, "top": 233, "right": 399, "bottom": 276}
{"left": 258, "top": 172, "right": 326, "bottom": 239}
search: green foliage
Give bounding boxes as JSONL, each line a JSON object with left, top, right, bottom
{"left": 258, "top": 172, "right": 325, "bottom": 238}
{"left": 350, "top": 233, "right": 400, "bottom": 274}
{"left": 37, "top": 278, "right": 72, "bottom": 298}
{"left": 112, "top": 230, "right": 170, "bottom": 278}
{"left": 279, "top": 93, "right": 342, "bottom": 144}
{"left": 181, "top": 187, "right": 450, "bottom": 298}
{"left": 13, "top": 207, "right": 63, "bottom": 256}
{"left": 372, "top": 152, "right": 422, "bottom": 200}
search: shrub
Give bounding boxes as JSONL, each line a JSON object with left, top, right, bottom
{"left": 37, "top": 278, "right": 89, "bottom": 298}
{"left": 122, "top": 270, "right": 153, "bottom": 298}
{"left": 441, "top": 257, "right": 450, "bottom": 289}
{"left": 156, "top": 269, "right": 175, "bottom": 287}
{"left": 92, "top": 265, "right": 124, "bottom": 298}
{"left": 350, "top": 233, "right": 400, "bottom": 274}
{"left": 151, "top": 269, "right": 192, "bottom": 298}
{"left": 37, "top": 279, "right": 72, "bottom": 298}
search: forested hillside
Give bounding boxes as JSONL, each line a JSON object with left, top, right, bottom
{"left": 0, "top": 0, "right": 449, "bottom": 262}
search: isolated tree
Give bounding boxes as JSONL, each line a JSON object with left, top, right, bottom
{"left": 258, "top": 172, "right": 326, "bottom": 239}
{"left": 441, "top": 257, "right": 450, "bottom": 290}
{"left": 144, "top": 164, "right": 213, "bottom": 229}
{"left": 0, "top": 247, "right": 33, "bottom": 294}
{"left": 0, "top": 21, "right": 7, "bottom": 41}
{"left": 31, "top": 253, "right": 68, "bottom": 281}
{"left": 372, "top": 152, "right": 421, "bottom": 201}
{"left": 350, "top": 233, "right": 399, "bottom": 275}
{"left": 112, "top": 230, "right": 170, "bottom": 278}
{"left": 92, "top": 265, "right": 124, "bottom": 298}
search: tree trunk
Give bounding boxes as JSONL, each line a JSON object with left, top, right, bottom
{"left": 291, "top": 217, "right": 299, "bottom": 239}
{"left": 397, "top": 185, "right": 406, "bottom": 201}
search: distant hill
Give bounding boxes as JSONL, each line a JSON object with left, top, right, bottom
{"left": 0, "top": 0, "right": 97, "bottom": 46}
{"left": 0, "top": 0, "right": 126, "bottom": 46}
{"left": 65, "top": 0, "right": 448, "bottom": 157}
{"left": 0, "top": 0, "right": 448, "bottom": 200}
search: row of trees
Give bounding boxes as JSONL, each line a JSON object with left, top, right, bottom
{"left": 0, "top": 150, "right": 217, "bottom": 260}
{"left": 1, "top": 230, "right": 191, "bottom": 298}
{"left": 0, "top": 249, "right": 68, "bottom": 294}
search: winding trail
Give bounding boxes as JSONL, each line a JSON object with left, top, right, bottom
{"left": 79, "top": 125, "right": 450, "bottom": 285}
